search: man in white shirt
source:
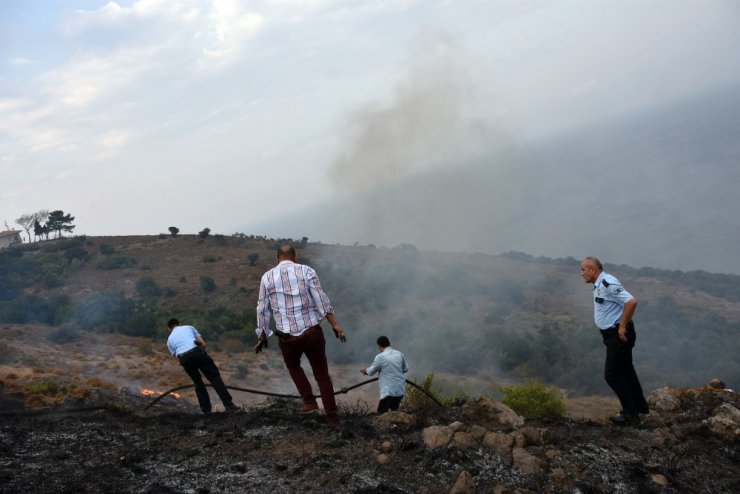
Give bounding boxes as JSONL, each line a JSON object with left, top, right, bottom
{"left": 581, "top": 257, "right": 648, "bottom": 425}
{"left": 361, "top": 336, "right": 408, "bottom": 413}
{"left": 167, "top": 318, "right": 239, "bottom": 414}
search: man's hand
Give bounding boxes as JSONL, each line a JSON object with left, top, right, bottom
{"left": 618, "top": 326, "right": 628, "bottom": 343}
{"left": 253, "top": 338, "right": 268, "bottom": 354}
{"left": 332, "top": 324, "right": 347, "bottom": 343}
{"left": 360, "top": 366, "right": 367, "bottom": 375}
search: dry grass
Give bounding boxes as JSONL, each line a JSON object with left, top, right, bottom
{"left": 1, "top": 323, "right": 621, "bottom": 417}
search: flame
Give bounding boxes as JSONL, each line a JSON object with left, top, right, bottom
{"left": 139, "top": 388, "right": 182, "bottom": 399}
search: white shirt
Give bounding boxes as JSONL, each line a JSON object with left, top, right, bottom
{"left": 592, "top": 272, "right": 634, "bottom": 330}
{"left": 167, "top": 325, "right": 201, "bottom": 357}
{"left": 365, "top": 347, "right": 409, "bottom": 399}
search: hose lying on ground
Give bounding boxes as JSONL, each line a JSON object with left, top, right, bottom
{"left": 142, "top": 377, "right": 443, "bottom": 411}
{"left": 0, "top": 377, "right": 443, "bottom": 416}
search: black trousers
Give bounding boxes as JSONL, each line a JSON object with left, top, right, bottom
{"left": 601, "top": 321, "right": 648, "bottom": 415}
{"left": 179, "top": 348, "right": 233, "bottom": 413}
{"left": 377, "top": 395, "right": 403, "bottom": 414}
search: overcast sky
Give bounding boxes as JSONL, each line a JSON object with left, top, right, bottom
{"left": 2, "top": 1, "right": 739, "bottom": 258}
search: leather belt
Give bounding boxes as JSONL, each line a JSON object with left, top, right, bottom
{"left": 274, "top": 324, "right": 320, "bottom": 341}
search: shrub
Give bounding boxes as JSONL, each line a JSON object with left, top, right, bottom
{"left": 201, "top": 255, "right": 220, "bottom": 263}
{"left": 200, "top": 276, "right": 216, "bottom": 293}
{"left": 96, "top": 256, "right": 137, "bottom": 270}
{"left": 404, "top": 373, "right": 466, "bottom": 409}
{"left": 137, "top": 340, "right": 153, "bottom": 356}
{"left": 234, "top": 365, "right": 249, "bottom": 379}
{"left": 0, "top": 294, "right": 71, "bottom": 325}
{"left": 43, "top": 275, "right": 62, "bottom": 288}
{"left": 27, "top": 381, "right": 67, "bottom": 395}
{"left": 136, "top": 276, "right": 161, "bottom": 298}
{"left": 500, "top": 380, "right": 566, "bottom": 420}
{"left": 47, "top": 326, "right": 80, "bottom": 344}
{"left": 198, "top": 228, "right": 211, "bottom": 239}
{"left": 120, "top": 309, "right": 158, "bottom": 337}
{"left": 247, "top": 253, "right": 260, "bottom": 266}
{"left": 64, "top": 245, "right": 90, "bottom": 262}
{"left": 75, "top": 292, "right": 134, "bottom": 332}
{"left": 98, "top": 244, "right": 115, "bottom": 256}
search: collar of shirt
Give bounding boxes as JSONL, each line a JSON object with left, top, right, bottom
{"left": 594, "top": 271, "right": 607, "bottom": 290}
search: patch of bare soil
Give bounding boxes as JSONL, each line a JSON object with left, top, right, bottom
{"left": 1, "top": 385, "right": 739, "bottom": 494}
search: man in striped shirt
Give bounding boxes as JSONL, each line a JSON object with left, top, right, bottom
{"left": 253, "top": 245, "right": 347, "bottom": 427}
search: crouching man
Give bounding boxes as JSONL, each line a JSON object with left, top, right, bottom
{"left": 166, "top": 318, "right": 239, "bottom": 414}
{"left": 361, "top": 336, "right": 408, "bottom": 413}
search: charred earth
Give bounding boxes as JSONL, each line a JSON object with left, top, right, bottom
{"left": 1, "top": 385, "right": 738, "bottom": 493}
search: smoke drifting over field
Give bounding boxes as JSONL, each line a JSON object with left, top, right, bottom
{"left": 328, "top": 40, "right": 491, "bottom": 191}
{"left": 278, "top": 78, "right": 740, "bottom": 275}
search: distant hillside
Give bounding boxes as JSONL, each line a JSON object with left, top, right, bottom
{"left": 1, "top": 234, "right": 738, "bottom": 395}
{"left": 259, "top": 84, "right": 740, "bottom": 275}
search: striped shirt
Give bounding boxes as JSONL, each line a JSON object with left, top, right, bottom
{"left": 256, "top": 260, "right": 334, "bottom": 338}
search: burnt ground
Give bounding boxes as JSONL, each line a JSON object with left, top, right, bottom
{"left": 0, "top": 388, "right": 738, "bottom": 494}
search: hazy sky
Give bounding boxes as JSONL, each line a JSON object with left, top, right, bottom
{"left": 2, "top": 1, "right": 739, "bottom": 256}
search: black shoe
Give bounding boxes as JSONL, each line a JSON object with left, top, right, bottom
{"left": 637, "top": 404, "right": 650, "bottom": 414}
{"left": 225, "top": 404, "right": 240, "bottom": 413}
{"left": 610, "top": 411, "right": 639, "bottom": 426}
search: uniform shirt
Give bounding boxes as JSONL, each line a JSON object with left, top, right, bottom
{"left": 365, "top": 347, "right": 409, "bottom": 399}
{"left": 592, "top": 272, "right": 634, "bottom": 330}
{"left": 167, "top": 325, "right": 201, "bottom": 357}
{"left": 256, "top": 260, "right": 334, "bottom": 338}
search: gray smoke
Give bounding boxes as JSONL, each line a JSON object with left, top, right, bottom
{"left": 328, "top": 37, "right": 493, "bottom": 192}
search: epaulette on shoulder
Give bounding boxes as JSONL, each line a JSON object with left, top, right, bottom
{"left": 602, "top": 279, "right": 610, "bottom": 287}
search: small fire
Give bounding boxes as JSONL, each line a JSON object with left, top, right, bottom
{"left": 139, "top": 388, "right": 182, "bottom": 399}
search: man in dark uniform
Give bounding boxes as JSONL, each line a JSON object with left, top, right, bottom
{"left": 167, "top": 318, "right": 239, "bottom": 414}
{"left": 581, "top": 256, "right": 649, "bottom": 425}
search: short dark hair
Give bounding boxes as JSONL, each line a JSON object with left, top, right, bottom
{"left": 377, "top": 336, "right": 390, "bottom": 348}
{"left": 167, "top": 318, "right": 180, "bottom": 329}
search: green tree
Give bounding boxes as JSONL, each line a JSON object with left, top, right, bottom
{"left": 34, "top": 220, "right": 49, "bottom": 241}
{"left": 168, "top": 226, "right": 179, "bottom": 237}
{"left": 247, "top": 252, "right": 260, "bottom": 266}
{"left": 198, "top": 228, "right": 211, "bottom": 239}
{"left": 15, "top": 210, "right": 49, "bottom": 243}
{"left": 45, "top": 210, "right": 75, "bottom": 239}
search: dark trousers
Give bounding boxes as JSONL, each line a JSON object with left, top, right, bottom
{"left": 179, "top": 348, "right": 234, "bottom": 413}
{"left": 601, "top": 321, "right": 648, "bottom": 415}
{"left": 278, "top": 325, "right": 338, "bottom": 417}
{"left": 377, "top": 395, "right": 403, "bottom": 414}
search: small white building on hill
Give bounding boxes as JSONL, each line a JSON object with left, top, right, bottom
{"left": 0, "top": 230, "right": 22, "bottom": 249}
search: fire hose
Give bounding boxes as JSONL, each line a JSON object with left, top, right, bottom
{"left": 141, "top": 377, "right": 443, "bottom": 411}
{"left": 0, "top": 377, "right": 442, "bottom": 416}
